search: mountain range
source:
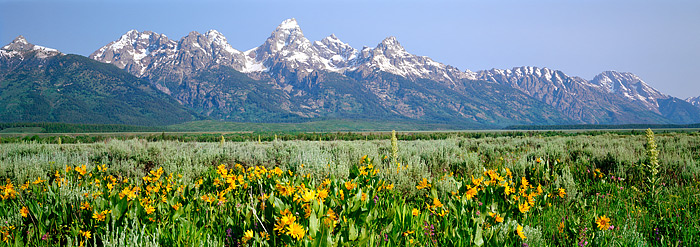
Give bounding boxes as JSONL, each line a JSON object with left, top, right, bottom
{"left": 0, "top": 36, "right": 198, "bottom": 125}
{"left": 2, "top": 18, "right": 699, "bottom": 128}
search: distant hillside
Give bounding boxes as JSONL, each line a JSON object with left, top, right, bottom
{"left": 0, "top": 36, "right": 199, "bottom": 126}
{"left": 0, "top": 122, "right": 165, "bottom": 133}
{"left": 505, "top": 123, "right": 700, "bottom": 130}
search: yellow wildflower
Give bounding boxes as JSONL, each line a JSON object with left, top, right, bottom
{"left": 144, "top": 204, "right": 155, "bottom": 215}
{"left": 412, "top": 208, "right": 420, "bottom": 216}
{"left": 416, "top": 178, "right": 431, "bottom": 190}
{"left": 488, "top": 212, "right": 503, "bottom": 222}
{"left": 301, "top": 189, "right": 315, "bottom": 203}
{"left": 80, "top": 230, "right": 91, "bottom": 239}
{"left": 286, "top": 222, "right": 305, "bottom": 240}
{"left": 32, "top": 177, "right": 46, "bottom": 185}
{"left": 558, "top": 222, "right": 565, "bottom": 233}
{"left": 518, "top": 202, "right": 530, "bottom": 213}
{"left": 260, "top": 231, "right": 270, "bottom": 240}
{"left": 465, "top": 186, "right": 478, "bottom": 200}
{"left": 385, "top": 183, "right": 394, "bottom": 190}
{"left": 504, "top": 183, "right": 514, "bottom": 196}
{"left": 303, "top": 204, "right": 312, "bottom": 218}
{"left": 20, "top": 206, "right": 29, "bottom": 218}
{"left": 517, "top": 225, "right": 526, "bottom": 239}
{"left": 280, "top": 214, "right": 297, "bottom": 226}
{"left": 242, "top": 230, "right": 254, "bottom": 244}
{"left": 471, "top": 175, "right": 483, "bottom": 186}
{"left": 596, "top": 215, "right": 611, "bottom": 230}
{"left": 344, "top": 181, "right": 357, "bottom": 191}
{"left": 323, "top": 209, "right": 338, "bottom": 228}
{"left": 520, "top": 176, "right": 529, "bottom": 188}
{"left": 432, "top": 197, "right": 443, "bottom": 208}
{"left": 92, "top": 211, "right": 106, "bottom": 222}
{"left": 495, "top": 214, "right": 504, "bottom": 223}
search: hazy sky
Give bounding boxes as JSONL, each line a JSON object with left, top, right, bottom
{"left": 2, "top": 0, "right": 699, "bottom": 98}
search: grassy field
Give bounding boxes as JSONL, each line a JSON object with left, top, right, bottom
{"left": 0, "top": 130, "right": 698, "bottom": 246}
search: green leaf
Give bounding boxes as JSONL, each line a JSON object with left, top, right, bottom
{"left": 349, "top": 220, "right": 358, "bottom": 241}
{"left": 309, "top": 212, "right": 319, "bottom": 237}
{"left": 474, "top": 225, "right": 484, "bottom": 246}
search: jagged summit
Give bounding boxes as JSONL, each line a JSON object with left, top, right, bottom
{"left": 1, "top": 35, "right": 61, "bottom": 60}
{"left": 314, "top": 34, "right": 357, "bottom": 67}
{"left": 2, "top": 35, "right": 59, "bottom": 53}
{"left": 375, "top": 36, "right": 408, "bottom": 56}
{"left": 379, "top": 36, "right": 401, "bottom": 47}
{"left": 276, "top": 18, "right": 301, "bottom": 31}
{"left": 686, "top": 96, "right": 700, "bottom": 107}
{"left": 5, "top": 18, "right": 700, "bottom": 127}
{"left": 91, "top": 18, "right": 469, "bottom": 81}
{"left": 590, "top": 71, "right": 668, "bottom": 110}
{"left": 85, "top": 18, "right": 700, "bottom": 125}
{"left": 3, "top": 35, "right": 30, "bottom": 50}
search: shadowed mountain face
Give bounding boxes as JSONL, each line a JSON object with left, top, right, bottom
{"left": 0, "top": 37, "right": 199, "bottom": 126}
{"left": 5, "top": 18, "right": 696, "bottom": 128}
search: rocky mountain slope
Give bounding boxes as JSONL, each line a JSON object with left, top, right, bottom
{"left": 89, "top": 19, "right": 573, "bottom": 127}
{"left": 43, "top": 18, "right": 700, "bottom": 126}
{"left": 0, "top": 37, "right": 199, "bottom": 125}
{"left": 476, "top": 67, "right": 700, "bottom": 124}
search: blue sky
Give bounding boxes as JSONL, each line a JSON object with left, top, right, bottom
{"left": 1, "top": 0, "right": 699, "bottom": 98}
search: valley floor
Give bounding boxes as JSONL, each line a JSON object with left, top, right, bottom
{"left": 0, "top": 130, "right": 698, "bottom": 246}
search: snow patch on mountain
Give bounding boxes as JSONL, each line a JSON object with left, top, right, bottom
{"left": 1, "top": 35, "right": 62, "bottom": 60}
{"left": 90, "top": 18, "right": 474, "bottom": 83}
{"left": 684, "top": 96, "right": 700, "bottom": 108}
{"left": 590, "top": 71, "right": 668, "bottom": 110}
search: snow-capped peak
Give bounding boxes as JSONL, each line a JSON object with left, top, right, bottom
{"left": 377, "top": 36, "right": 406, "bottom": 52}
{"left": 205, "top": 30, "right": 225, "bottom": 40}
{"left": 5, "top": 35, "right": 29, "bottom": 48}
{"left": 686, "top": 96, "right": 700, "bottom": 107}
{"left": 592, "top": 71, "right": 666, "bottom": 99}
{"left": 327, "top": 34, "right": 340, "bottom": 41}
{"left": 88, "top": 18, "right": 473, "bottom": 82}
{"left": 277, "top": 18, "right": 300, "bottom": 31}
{"left": 1, "top": 35, "right": 61, "bottom": 58}
{"left": 89, "top": 30, "right": 178, "bottom": 76}
{"left": 381, "top": 36, "right": 400, "bottom": 46}
{"left": 588, "top": 71, "right": 669, "bottom": 111}
{"left": 2, "top": 36, "right": 25, "bottom": 51}
{"left": 314, "top": 34, "right": 358, "bottom": 64}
